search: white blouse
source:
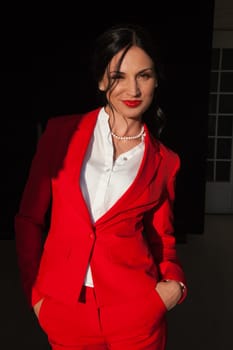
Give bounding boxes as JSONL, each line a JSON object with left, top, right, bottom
{"left": 80, "top": 107, "right": 145, "bottom": 286}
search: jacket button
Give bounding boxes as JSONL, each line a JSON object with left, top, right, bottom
{"left": 89, "top": 233, "right": 94, "bottom": 239}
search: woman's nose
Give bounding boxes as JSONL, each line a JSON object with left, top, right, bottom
{"left": 128, "top": 78, "right": 140, "bottom": 96}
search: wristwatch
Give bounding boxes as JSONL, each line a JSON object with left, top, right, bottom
{"left": 177, "top": 281, "right": 186, "bottom": 294}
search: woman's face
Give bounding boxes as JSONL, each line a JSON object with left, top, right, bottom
{"left": 99, "top": 45, "right": 157, "bottom": 120}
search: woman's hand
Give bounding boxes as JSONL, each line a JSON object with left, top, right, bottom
{"left": 155, "top": 280, "right": 183, "bottom": 311}
{"left": 33, "top": 298, "right": 44, "bottom": 317}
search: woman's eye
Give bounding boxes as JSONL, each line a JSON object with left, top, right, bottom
{"left": 111, "top": 74, "right": 124, "bottom": 80}
{"left": 138, "top": 73, "right": 151, "bottom": 80}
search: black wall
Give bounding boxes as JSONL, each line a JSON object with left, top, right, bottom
{"left": 1, "top": 2, "right": 215, "bottom": 239}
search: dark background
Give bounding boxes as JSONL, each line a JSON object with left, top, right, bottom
{"left": 0, "top": 1, "right": 215, "bottom": 240}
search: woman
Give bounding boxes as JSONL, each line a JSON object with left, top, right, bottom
{"left": 15, "top": 23, "right": 187, "bottom": 350}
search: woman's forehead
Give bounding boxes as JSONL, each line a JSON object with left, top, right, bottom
{"left": 109, "top": 46, "right": 154, "bottom": 71}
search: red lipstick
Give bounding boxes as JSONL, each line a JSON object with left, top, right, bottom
{"left": 122, "top": 100, "right": 142, "bottom": 107}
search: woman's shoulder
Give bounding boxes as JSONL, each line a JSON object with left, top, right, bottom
{"left": 46, "top": 107, "right": 101, "bottom": 131}
{"left": 156, "top": 140, "right": 180, "bottom": 169}
{"left": 47, "top": 112, "right": 84, "bottom": 127}
{"left": 159, "top": 141, "right": 179, "bottom": 157}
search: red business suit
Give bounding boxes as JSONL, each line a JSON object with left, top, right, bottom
{"left": 15, "top": 107, "right": 186, "bottom": 349}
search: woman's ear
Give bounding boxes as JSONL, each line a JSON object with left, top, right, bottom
{"left": 98, "top": 80, "right": 105, "bottom": 91}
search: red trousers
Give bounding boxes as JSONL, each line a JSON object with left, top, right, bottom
{"left": 37, "top": 286, "right": 167, "bottom": 350}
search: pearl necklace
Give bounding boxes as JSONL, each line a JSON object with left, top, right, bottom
{"left": 111, "top": 126, "right": 145, "bottom": 141}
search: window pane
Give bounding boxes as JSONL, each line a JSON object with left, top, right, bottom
{"left": 208, "top": 138, "right": 215, "bottom": 158}
{"left": 218, "top": 116, "right": 233, "bottom": 136}
{"left": 219, "top": 95, "right": 233, "bottom": 113}
{"left": 220, "top": 72, "right": 233, "bottom": 92}
{"left": 206, "top": 160, "right": 214, "bottom": 181}
{"left": 216, "top": 161, "right": 231, "bottom": 181}
{"left": 208, "top": 116, "right": 216, "bottom": 136}
{"left": 217, "top": 138, "right": 232, "bottom": 159}
{"left": 222, "top": 49, "right": 233, "bottom": 69}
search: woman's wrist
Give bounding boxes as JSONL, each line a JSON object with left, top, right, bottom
{"left": 177, "top": 281, "right": 186, "bottom": 295}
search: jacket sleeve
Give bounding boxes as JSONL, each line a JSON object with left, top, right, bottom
{"left": 143, "top": 153, "right": 187, "bottom": 303}
{"left": 14, "top": 118, "right": 56, "bottom": 306}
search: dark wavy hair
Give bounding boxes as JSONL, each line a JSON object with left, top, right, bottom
{"left": 90, "top": 23, "right": 166, "bottom": 139}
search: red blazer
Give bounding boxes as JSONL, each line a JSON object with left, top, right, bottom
{"left": 15, "top": 107, "right": 187, "bottom": 308}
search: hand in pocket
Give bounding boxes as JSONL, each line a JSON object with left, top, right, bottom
{"left": 155, "top": 280, "right": 182, "bottom": 311}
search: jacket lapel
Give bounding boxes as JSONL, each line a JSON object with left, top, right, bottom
{"left": 96, "top": 126, "right": 162, "bottom": 224}
{"left": 56, "top": 108, "right": 101, "bottom": 223}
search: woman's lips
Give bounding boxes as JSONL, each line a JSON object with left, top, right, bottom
{"left": 122, "top": 100, "right": 142, "bottom": 107}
